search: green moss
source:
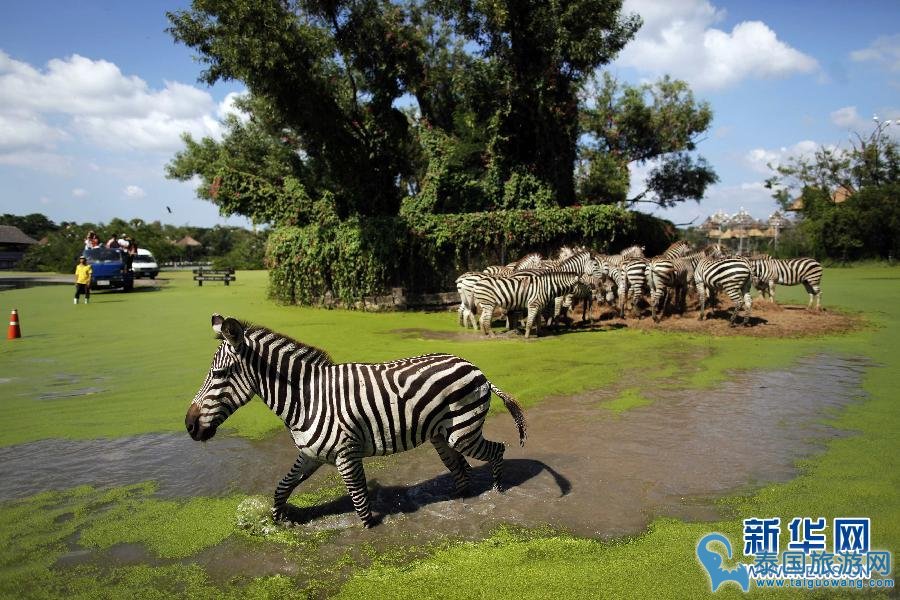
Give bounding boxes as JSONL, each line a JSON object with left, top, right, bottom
{"left": 601, "top": 387, "right": 652, "bottom": 414}
{"left": 1, "top": 266, "right": 898, "bottom": 598}
{"left": 78, "top": 493, "right": 241, "bottom": 559}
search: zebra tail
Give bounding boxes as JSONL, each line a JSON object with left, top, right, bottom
{"left": 490, "top": 383, "right": 527, "bottom": 447}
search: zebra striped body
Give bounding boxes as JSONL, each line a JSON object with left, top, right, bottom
{"left": 661, "top": 240, "right": 693, "bottom": 260}
{"left": 645, "top": 258, "right": 677, "bottom": 322}
{"left": 456, "top": 271, "right": 485, "bottom": 329}
{"left": 750, "top": 257, "right": 823, "bottom": 309}
{"left": 597, "top": 257, "right": 647, "bottom": 318}
{"left": 554, "top": 277, "right": 599, "bottom": 325}
{"left": 186, "top": 315, "right": 527, "bottom": 528}
{"left": 694, "top": 257, "right": 753, "bottom": 325}
{"left": 474, "top": 269, "right": 594, "bottom": 337}
{"left": 482, "top": 252, "right": 543, "bottom": 276}
{"left": 620, "top": 244, "right": 646, "bottom": 259}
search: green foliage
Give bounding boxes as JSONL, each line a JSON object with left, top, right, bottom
{"left": 766, "top": 124, "right": 899, "bottom": 260}
{"left": 167, "top": 0, "right": 644, "bottom": 221}
{"left": 797, "top": 184, "right": 900, "bottom": 261}
{"left": 268, "top": 204, "right": 673, "bottom": 304}
{"left": 212, "top": 229, "right": 269, "bottom": 270}
{"left": 167, "top": 0, "right": 425, "bottom": 218}
{"left": 18, "top": 224, "right": 85, "bottom": 273}
{"left": 409, "top": 124, "right": 491, "bottom": 214}
{"left": 578, "top": 74, "right": 716, "bottom": 207}
{"left": 267, "top": 194, "right": 402, "bottom": 304}
{"left": 0, "top": 212, "right": 59, "bottom": 239}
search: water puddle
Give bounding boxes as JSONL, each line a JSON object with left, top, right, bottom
{"left": 0, "top": 354, "right": 870, "bottom": 577}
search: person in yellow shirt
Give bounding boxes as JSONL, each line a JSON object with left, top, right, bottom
{"left": 74, "top": 256, "right": 92, "bottom": 304}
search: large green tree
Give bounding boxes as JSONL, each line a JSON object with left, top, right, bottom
{"left": 577, "top": 74, "right": 717, "bottom": 207}
{"left": 166, "top": 0, "right": 643, "bottom": 220}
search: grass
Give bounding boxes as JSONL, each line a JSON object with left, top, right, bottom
{"left": 0, "top": 266, "right": 897, "bottom": 598}
{"left": 0, "top": 270, "right": 857, "bottom": 446}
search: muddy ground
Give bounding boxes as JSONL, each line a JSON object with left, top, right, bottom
{"left": 407, "top": 299, "right": 863, "bottom": 341}
{"left": 602, "top": 300, "right": 862, "bottom": 338}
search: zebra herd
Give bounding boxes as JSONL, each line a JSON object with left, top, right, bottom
{"left": 456, "top": 241, "right": 824, "bottom": 332}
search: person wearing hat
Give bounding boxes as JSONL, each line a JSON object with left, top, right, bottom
{"left": 74, "top": 255, "right": 92, "bottom": 304}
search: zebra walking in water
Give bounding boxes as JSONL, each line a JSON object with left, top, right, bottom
{"left": 185, "top": 315, "right": 527, "bottom": 528}
{"left": 750, "top": 257, "right": 823, "bottom": 309}
{"left": 694, "top": 257, "right": 753, "bottom": 326}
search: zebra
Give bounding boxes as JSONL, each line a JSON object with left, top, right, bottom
{"left": 597, "top": 256, "right": 647, "bottom": 318}
{"left": 474, "top": 264, "right": 600, "bottom": 337}
{"left": 185, "top": 314, "right": 527, "bottom": 528}
{"left": 694, "top": 257, "right": 753, "bottom": 326}
{"left": 661, "top": 240, "right": 694, "bottom": 259}
{"left": 481, "top": 252, "right": 543, "bottom": 276}
{"left": 553, "top": 275, "right": 602, "bottom": 325}
{"left": 750, "top": 257, "right": 823, "bottom": 309}
{"left": 620, "top": 244, "right": 646, "bottom": 259}
{"left": 665, "top": 245, "right": 727, "bottom": 313}
{"left": 456, "top": 271, "right": 487, "bottom": 329}
{"left": 457, "top": 253, "right": 543, "bottom": 328}
{"left": 645, "top": 258, "right": 678, "bottom": 322}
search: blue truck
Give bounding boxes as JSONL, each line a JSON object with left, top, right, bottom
{"left": 83, "top": 247, "right": 134, "bottom": 292}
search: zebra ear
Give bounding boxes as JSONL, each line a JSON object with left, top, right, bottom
{"left": 221, "top": 317, "right": 245, "bottom": 349}
{"left": 211, "top": 314, "right": 224, "bottom": 334}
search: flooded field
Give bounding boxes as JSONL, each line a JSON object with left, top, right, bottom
{"left": 0, "top": 353, "right": 869, "bottom": 581}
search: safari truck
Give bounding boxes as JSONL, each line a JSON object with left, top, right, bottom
{"left": 83, "top": 247, "right": 134, "bottom": 292}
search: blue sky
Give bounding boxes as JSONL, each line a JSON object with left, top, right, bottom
{"left": 1, "top": 0, "right": 898, "bottom": 228}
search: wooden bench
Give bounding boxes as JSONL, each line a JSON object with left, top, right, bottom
{"left": 193, "top": 267, "right": 236, "bottom": 286}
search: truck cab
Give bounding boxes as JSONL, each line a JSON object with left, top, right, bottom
{"left": 83, "top": 247, "right": 134, "bottom": 291}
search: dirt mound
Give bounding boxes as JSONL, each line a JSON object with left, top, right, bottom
{"left": 591, "top": 301, "right": 863, "bottom": 338}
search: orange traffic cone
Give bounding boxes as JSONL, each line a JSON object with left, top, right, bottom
{"left": 7, "top": 309, "right": 21, "bottom": 339}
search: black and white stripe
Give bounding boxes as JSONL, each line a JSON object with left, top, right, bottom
{"left": 750, "top": 257, "right": 823, "bottom": 309}
{"left": 645, "top": 258, "right": 677, "bottom": 322}
{"left": 661, "top": 240, "right": 693, "bottom": 260}
{"left": 694, "top": 257, "right": 753, "bottom": 325}
{"left": 186, "top": 314, "right": 527, "bottom": 528}
{"left": 474, "top": 268, "right": 597, "bottom": 337}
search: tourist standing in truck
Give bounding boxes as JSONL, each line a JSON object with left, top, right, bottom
{"left": 74, "top": 256, "right": 92, "bottom": 304}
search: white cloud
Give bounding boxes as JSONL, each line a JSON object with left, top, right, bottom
{"left": 851, "top": 34, "right": 900, "bottom": 72}
{"left": 217, "top": 91, "right": 250, "bottom": 122}
{"left": 72, "top": 188, "right": 87, "bottom": 198}
{"left": 0, "top": 150, "right": 74, "bottom": 175}
{"left": 745, "top": 140, "right": 819, "bottom": 174}
{"left": 123, "top": 185, "right": 146, "bottom": 199}
{"left": 830, "top": 106, "right": 863, "bottom": 129}
{"left": 0, "top": 112, "right": 67, "bottom": 150}
{"left": 0, "top": 51, "right": 228, "bottom": 153}
{"left": 616, "top": 0, "right": 819, "bottom": 90}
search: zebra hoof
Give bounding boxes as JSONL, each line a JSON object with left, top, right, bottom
{"left": 271, "top": 505, "right": 295, "bottom": 524}
{"left": 361, "top": 515, "right": 381, "bottom": 529}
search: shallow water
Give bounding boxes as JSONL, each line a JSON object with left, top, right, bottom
{"left": 0, "top": 354, "right": 869, "bottom": 575}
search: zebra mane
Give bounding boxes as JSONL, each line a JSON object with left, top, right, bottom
{"left": 218, "top": 321, "right": 335, "bottom": 365}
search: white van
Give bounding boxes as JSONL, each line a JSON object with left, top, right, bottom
{"left": 132, "top": 248, "right": 159, "bottom": 279}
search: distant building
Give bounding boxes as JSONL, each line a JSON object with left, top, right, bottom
{"left": 786, "top": 185, "right": 853, "bottom": 212}
{"left": 0, "top": 225, "right": 39, "bottom": 269}
{"left": 695, "top": 209, "right": 790, "bottom": 255}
